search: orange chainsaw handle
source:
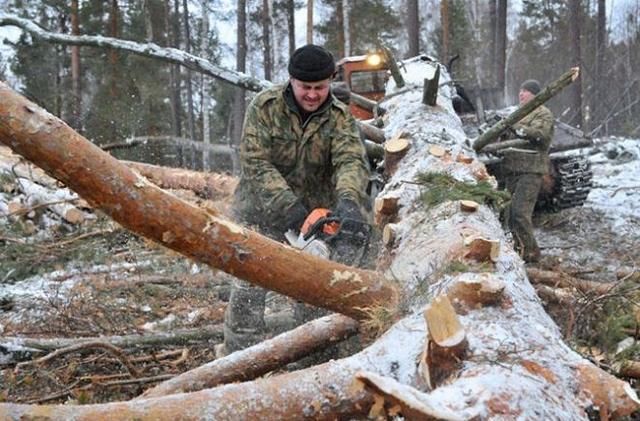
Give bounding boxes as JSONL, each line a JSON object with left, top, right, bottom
{"left": 300, "top": 208, "right": 340, "bottom": 237}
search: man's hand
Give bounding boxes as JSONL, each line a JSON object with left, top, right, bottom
{"left": 286, "top": 201, "right": 309, "bottom": 232}
{"left": 333, "top": 197, "right": 363, "bottom": 222}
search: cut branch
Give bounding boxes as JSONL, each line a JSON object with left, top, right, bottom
{"left": 0, "top": 14, "right": 268, "bottom": 92}
{"left": 16, "top": 341, "right": 140, "bottom": 378}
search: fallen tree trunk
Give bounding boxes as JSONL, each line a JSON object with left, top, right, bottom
{"left": 123, "top": 161, "right": 237, "bottom": 199}
{"left": 0, "top": 57, "right": 638, "bottom": 419}
{"left": 1, "top": 325, "right": 224, "bottom": 352}
{"left": 140, "top": 314, "right": 358, "bottom": 398}
{"left": 0, "top": 81, "right": 398, "bottom": 323}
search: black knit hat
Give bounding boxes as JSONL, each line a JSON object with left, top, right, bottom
{"left": 288, "top": 44, "right": 336, "bottom": 82}
{"left": 520, "top": 79, "right": 541, "bottom": 95}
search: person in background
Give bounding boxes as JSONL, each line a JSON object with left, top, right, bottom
{"left": 500, "top": 79, "right": 554, "bottom": 263}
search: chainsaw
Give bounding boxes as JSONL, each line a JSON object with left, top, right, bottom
{"left": 285, "top": 208, "right": 371, "bottom": 267}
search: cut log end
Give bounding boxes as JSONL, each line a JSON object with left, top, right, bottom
{"left": 384, "top": 136, "right": 411, "bottom": 177}
{"left": 447, "top": 275, "right": 505, "bottom": 309}
{"left": 464, "top": 237, "right": 500, "bottom": 263}
{"left": 374, "top": 196, "right": 399, "bottom": 226}
{"left": 576, "top": 363, "right": 640, "bottom": 419}
{"left": 382, "top": 224, "right": 397, "bottom": 248}
{"left": 459, "top": 200, "right": 479, "bottom": 212}
{"left": 428, "top": 144, "right": 447, "bottom": 158}
{"left": 421, "top": 295, "right": 468, "bottom": 389}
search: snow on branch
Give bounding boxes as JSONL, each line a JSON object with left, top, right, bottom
{"left": 0, "top": 13, "right": 270, "bottom": 92}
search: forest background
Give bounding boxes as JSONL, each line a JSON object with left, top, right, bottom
{"left": 0, "top": 0, "right": 638, "bottom": 174}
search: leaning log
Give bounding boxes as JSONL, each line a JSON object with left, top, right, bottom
{"left": 0, "top": 56, "right": 638, "bottom": 419}
{"left": 473, "top": 67, "right": 580, "bottom": 152}
{"left": 0, "top": 81, "right": 398, "bottom": 323}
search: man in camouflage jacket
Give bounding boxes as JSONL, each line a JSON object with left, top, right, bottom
{"left": 500, "top": 79, "right": 554, "bottom": 263}
{"left": 224, "top": 44, "right": 370, "bottom": 353}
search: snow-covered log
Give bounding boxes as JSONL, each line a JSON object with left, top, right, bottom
{"left": 0, "top": 57, "right": 638, "bottom": 419}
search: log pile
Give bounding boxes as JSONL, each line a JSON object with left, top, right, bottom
{"left": 0, "top": 55, "right": 638, "bottom": 420}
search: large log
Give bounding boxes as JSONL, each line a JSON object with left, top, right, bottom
{"left": 0, "top": 54, "right": 638, "bottom": 419}
{"left": 0, "top": 81, "right": 398, "bottom": 322}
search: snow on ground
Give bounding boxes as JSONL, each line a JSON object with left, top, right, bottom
{"left": 587, "top": 137, "right": 640, "bottom": 229}
{"left": 536, "top": 136, "right": 640, "bottom": 274}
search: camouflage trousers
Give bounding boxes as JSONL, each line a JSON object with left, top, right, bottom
{"left": 503, "top": 173, "right": 542, "bottom": 262}
{"left": 223, "top": 211, "right": 326, "bottom": 353}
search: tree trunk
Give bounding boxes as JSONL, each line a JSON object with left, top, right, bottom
{"left": 343, "top": 0, "right": 351, "bottom": 56}
{"left": 199, "top": 0, "right": 211, "bottom": 170}
{"left": 569, "top": 0, "right": 584, "bottom": 129}
{"left": 262, "top": 0, "right": 273, "bottom": 81}
{"left": 496, "top": 0, "right": 507, "bottom": 106}
{"left": 336, "top": 0, "right": 345, "bottom": 58}
{"left": 231, "top": 0, "right": 248, "bottom": 174}
{"left": 70, "top": 0, "right": 81, "bottom": 130}
{"left": 595, "top": 0, "right": 606, "bottom": 129}
{"left": 306, "top": 0, "right": 314, "bottom": 44}
{"left": 181, "top": 0, "right": 196, "bottom": 141}
{"left": 286, "top": 0, "right": 295, "bottom": 56}
{"left": 0, "top": 52, "right": 638, "bottom": 420}
{"left": 0, "top": 81, "right": 398, "bottom": 322}
{"left": 407, "top": 0, "right": 420, "bottom": 57}
{"left": 168, "top": 0, "right": 182, "bottom": 136}
{"left": 440, "top": 0, "right": 450, "bottom": 63}
{"left": 473, "top": 67, "right": 580, "bottom": 152}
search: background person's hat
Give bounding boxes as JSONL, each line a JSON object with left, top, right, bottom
{"left": 520, "top": 79, "right": 541, "bottom": 95}
{"left": 288, "top": 44, "right": 336, "bottom": 82}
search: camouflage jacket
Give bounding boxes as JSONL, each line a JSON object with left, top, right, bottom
{"left": 501, "top": 105, "right": 554, "bottom": 174}
{"left": 234, "top": 83, "right": 370, "bottom": 229}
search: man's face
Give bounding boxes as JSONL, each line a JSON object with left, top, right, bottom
{"left": 519, "top": 89, "right": 535, "bottom": 105}
{"left": 290, "top": 78, "right": 331, "bottom": 113}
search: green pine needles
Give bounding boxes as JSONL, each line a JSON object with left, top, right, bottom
{"left": 415, "top": 172, "right": 510, "bottom": 209}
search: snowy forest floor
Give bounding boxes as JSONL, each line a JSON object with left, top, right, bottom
{"left": 1, "top": 139, "right": 640, "bottom": 405}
